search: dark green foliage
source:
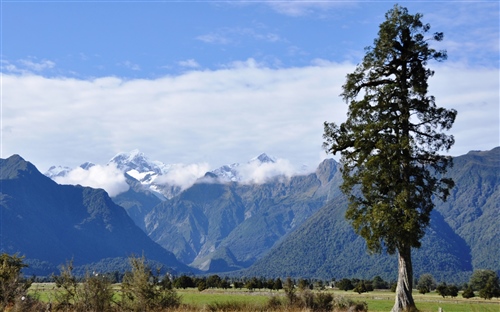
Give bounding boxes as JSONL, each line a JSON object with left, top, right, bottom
{"left": 417, "top": 273, "right": 436, "bottom": 294}
{"left": 244, "top": 277, "right": 262, "bottom": 291}
{"left": 197, "top": 280, "right": 207, "bottom": 292}
{"left": 174, "top": 275, "right": 196, "bottom": 289}
{"left": 471, "top": 270, "right": 500, "bottom": 300}
{"left": 323, "top": 4, "right": 455, "bottom": 257}
{"left": 0, "top": 253, "right": 32, "bottom": 311}
{"left": 470, "top": 270, "right": 499, "bottom": 291}
{"left": 435, "top": 283, "right": 449, "bottom": 298}
{"left": 323, "top": 6, "right": 456, "bottom": 309}
{"left": 273, "top": 278, "right": 283, "bottom": 291}
{"left": 447, "top": 284, "right": 459, "bottom": 298}
{"left": 326, "top": 6, "right": 455, "bottom": 309}
{"left": 232, "top": 281, "right": 243, "bottom": 289}
{"left": 372, "top": 275, "right": 389, "bottom": 289}
{"left": 353, "top": 281, "right": 370, "bottom": 294}
{"left": 206, "top": 274, "right": 222, "bottom": 288}
{"left": 337, "top": 278, "right": 354, "bottom": 291}
{"left": 462, "top": 285, "right": 475, "bottom": 299}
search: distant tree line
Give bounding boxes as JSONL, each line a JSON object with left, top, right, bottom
{"left": 415, "top": 271, "right": 500, "bottom": 300}
{"left": 1, "top": 252, "right": 499, "bottom": 311}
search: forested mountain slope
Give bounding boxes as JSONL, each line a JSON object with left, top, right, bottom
{"left": 243, "top": 147, "right": 499, "bottom": 282}
{"left": 0, "top": 155, "right": 190, "bottom": 275}
{"left": 144, "top": 159, "right": 339, "bottom": 271}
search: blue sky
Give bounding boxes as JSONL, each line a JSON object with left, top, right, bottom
{"left": 2, "top": 1, "right": 499, "bottom": 179}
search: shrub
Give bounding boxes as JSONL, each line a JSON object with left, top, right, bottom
{"left": 0, "top": 253, "right": 33, "bottom": 311}
{"left": 120, "top": 255, "right": 181, "bottom": 311}
{"left": 332, "top": 296, "right": 367, "bottom": 312}
{"left": 266, "top": 296, "right": 283, "bottom": 309}
{"left": 312, "top": 292, "right": 334, "bottom": 312}
{"left": 75, "top": 272, "right": 114, "bottom": 312}
{"left": 207, "top": 301, "right": 257, "bottom": 312}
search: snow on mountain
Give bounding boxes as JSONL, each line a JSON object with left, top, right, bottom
{"left": 249, "top": 153, "right": 276, "bottom": 164}
{"left": 210, "top": 163, "right": 240, "bottom": 182}
{"left": 209, "top": 153, "right": 292, "bottom": 183}
{"left": 79, "top": 162, "right": 95, "bottom": 170}
{"left": 45, "top": 150, "right": 305, "bottom": 198}
{"left": 108, "top": 149, "right": 171, "bottom": 175}
{"left": 45, "top": 165, "right": 72, "bottom": 179}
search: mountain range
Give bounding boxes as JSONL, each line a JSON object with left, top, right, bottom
{"left": 1, "top": 147, "right": 499, "bottom": 282}
{"left": 0, "top": 155, "right": 191, "bottom": 275}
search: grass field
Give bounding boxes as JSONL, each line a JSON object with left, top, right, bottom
{"left": 29, "top": 283, "right": 500, "bottom": 312}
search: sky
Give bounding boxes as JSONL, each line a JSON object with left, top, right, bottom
{"left": 2, "top": 0, "right": 499, "bottom": 178}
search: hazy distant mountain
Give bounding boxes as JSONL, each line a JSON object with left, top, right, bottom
{"left": 144, "top": 159, "right": 339, "bottom": 271}
{"left": 23, "top": 147, "right": 500, "bottom": 281}
{"left": 0, "top": 155, "right": 191, "bottom": 275}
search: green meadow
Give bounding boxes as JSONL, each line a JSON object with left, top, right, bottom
{"left": 29, "top": 283, "right": 500, "bottom": 311}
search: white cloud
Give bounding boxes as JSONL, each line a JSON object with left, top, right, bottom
{"left": 54, "top": 164, "right": 129, "bottom": 197}
{"left": 2, "top": 61, "right": 498, "bottom": 174}
{"left": 155, "top": 163, "right": 211, "bottom": 190}
{"left": 238, "top": 158, "right": 299, "bottom": 184}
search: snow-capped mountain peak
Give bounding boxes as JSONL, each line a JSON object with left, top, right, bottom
{"left": 108, "top": 149, "right": 169, "bottom": 175}
{"left": 79, "top": 162, "right": 95, "bottom": 170}
{"left": 210, "top": 163, "right": 240, "bottom": 182}
{"left": 45, "top": 165, "right": 72, "bottom": 179}
{"left": 249, "top": 153, "right": 276, "bottom": 164}
{"left": 209, "top": 153, "right": 279, "bottom": 182}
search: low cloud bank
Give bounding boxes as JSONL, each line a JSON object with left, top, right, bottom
{"left": 238, "top": 158, "right": 300, "bottom": 184}
{"left": 155, "top": 162, "right": 211, "bottom": 190}
{"left": 54, "top": 163, "right": 129, "bottom": 197}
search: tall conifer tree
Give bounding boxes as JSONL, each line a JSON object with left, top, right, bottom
{"left": 323, "top": 5, "right": 456, "bottom": 311}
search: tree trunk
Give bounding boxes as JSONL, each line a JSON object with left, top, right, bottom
{"left": 391, "top": 245, "right": 417, "bottom": 312}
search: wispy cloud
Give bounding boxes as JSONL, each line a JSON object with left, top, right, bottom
{"left": 178, "top": 59, "right": 200, "bottom": 69}
{"left": 119, "top": 60, "right": 141, "bottom": 71}
{"left": 19, "top": 59, "right": 56, "bottom": 72}
{"left": 196, "top": 32, "right": 231, "bottom": 45}
{"left": 197, "top": 27, "right": 284, "bottom": 46}
{"left": 3, "top": 58, "right": 56, "bottom": 74}
{"left": 262, "top": 0, "right": 353, "bottom": 17}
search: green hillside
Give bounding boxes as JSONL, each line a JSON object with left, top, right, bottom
{"left": 243, "top": 148, "right": 499, "bottom": 283}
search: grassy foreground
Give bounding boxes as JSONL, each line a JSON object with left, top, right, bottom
{"left": 29, "top": 284, "right": 499, "bottom": 311}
